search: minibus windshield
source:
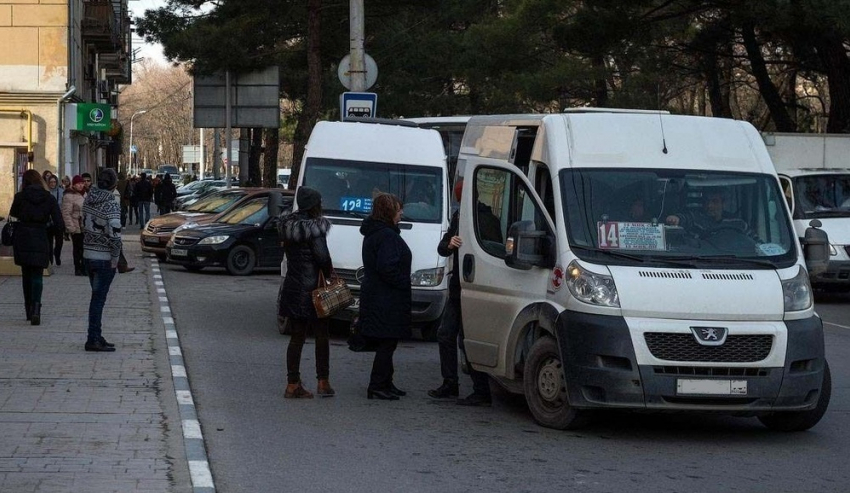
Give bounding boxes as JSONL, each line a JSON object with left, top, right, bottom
{"left": 561, "top": 168, "right": 798, "bottom": 268}
{"left": 302, "top": 157, "right": 443, "bottom": 223}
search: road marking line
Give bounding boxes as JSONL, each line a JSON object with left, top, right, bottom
{"left": 176, "top": 390, "right": 194, "bottom": 406}
{"left": 824, "top": 321, "right": 850, "bottom": 330}
{"left": 153, "top": 262, "right": 216, "bottom": 492}
{"left": 188, "top": 460, "right": 214, "bottom": 488}
{"left": 183, "top": 419, "right": 202, "bottom": 439}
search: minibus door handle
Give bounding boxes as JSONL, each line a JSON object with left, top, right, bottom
{"left": 462, "top": 254, "right": 475, "bottom": 282}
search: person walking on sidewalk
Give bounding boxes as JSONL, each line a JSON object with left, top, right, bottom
{"left": 82, "top": 168, "right": 122, "bottom": 352}
{"left": 278, "top": 186, "right": 335, "bottom": 398}
{"left": 135, "top": 173, "right": 153, "bottom": 226}
{"left": 61, "top": 175, "right": 86, "bottom": 276}
{"left": 46, "top": 174, "right": 64, "bottom": 266}
{"left": 111, "top": 180, "right": 135, "bottom": 274}
{"left": 8, "top": 169, "right": 65, "bottom": 325}
{"left": 427, "top": 180, "right": 492, "bottom": 406}
{"left": 358, "top": 193, "right": 412, "bottom": 401}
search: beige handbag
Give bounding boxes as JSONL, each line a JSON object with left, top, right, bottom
{"left": 311, "top": 270, "right": 354, "bottom": 318}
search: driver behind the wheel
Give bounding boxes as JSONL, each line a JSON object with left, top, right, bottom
{"left": 664, "top": 190, "right": 760, "bottom": 242}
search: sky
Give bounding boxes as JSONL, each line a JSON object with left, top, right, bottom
{"left": 129, "top": 0, "right": 168, "bottom": 65}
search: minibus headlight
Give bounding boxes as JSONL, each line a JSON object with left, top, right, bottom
{"left": 782, "top": 266, "right": 813, "bottom": 312}
{"left": 566, "top": 260, "right": 619, "bottom": 307}
{"left": 411, "top": 267, "right": 445, "bottom": 287}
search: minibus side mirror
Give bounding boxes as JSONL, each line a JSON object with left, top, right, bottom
{"left": 803, "top": 219, "right": 829, "bottom": 276}
{"left": 505, "top": 220, "right": 556, "bottom": 270}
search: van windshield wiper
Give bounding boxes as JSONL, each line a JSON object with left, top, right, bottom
{"left": 329, "top": 210, "right": 367, "bottom": 219}
{"left": 570, "top": 245, "right": 646, "bottom": 262}
{"left": 698, "top": 255, "right": 776, "bottom": 268}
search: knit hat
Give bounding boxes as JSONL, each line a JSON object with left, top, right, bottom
{"left": 72, "top": 175, "right": 84, "bottom": 186}
{"left": 296, "top": 186, "right": 322, "bottom": 210}
{"left": 97, "top": 168, "right": 118, "bottom": 190}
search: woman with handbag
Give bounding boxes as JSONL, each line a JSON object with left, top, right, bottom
{"left": 8, "top": 169, "right": 65, "bottom": 325}
{"left": 278, "top": 186, "right": 334, "bottom": 398}
{"left": 61, "top": 175, "right": 86, "bottom": 276}
{"left": 357, "top": 193, "right": 412, "bottom": 401}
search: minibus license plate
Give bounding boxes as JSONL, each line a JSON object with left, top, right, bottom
{"left": 170, "top": 248, "right": 188, "bottom": 257}
{"left": 677, "top": 379, "right": 747, "bottom": 395}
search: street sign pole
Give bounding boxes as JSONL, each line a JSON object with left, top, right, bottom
{"left": 350, "top": 0, "right": 366, "bottom": 92}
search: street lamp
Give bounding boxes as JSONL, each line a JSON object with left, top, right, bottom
{"left": 128, "top": 110, "right": 147, "bottom": 176}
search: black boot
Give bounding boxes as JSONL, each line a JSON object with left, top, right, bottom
{"left": 25, "top": 303, "right": 32, "bottom": 321}
{"left": 30, "top": 302, "right": 41, "bottom": 326}
{"left": 428, "top": 380, "right": 459, "bottom": 398}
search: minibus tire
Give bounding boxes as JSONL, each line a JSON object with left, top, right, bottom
{"left": 758, "top": 360, "right": 831, "bottom": 432}
{"left": 523, "top": 336, "right": 588, "bottom": 430}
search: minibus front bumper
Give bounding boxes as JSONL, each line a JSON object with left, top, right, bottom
{"left": 555, "top": 310, "right": 826, "bottom": 412}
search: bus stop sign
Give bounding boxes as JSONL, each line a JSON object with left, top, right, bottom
{"left": 340, "top": 92, "right": 377, "bottom": 120}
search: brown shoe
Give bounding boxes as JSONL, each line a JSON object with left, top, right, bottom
{"left": 284, "top": 382, "right": 314, "bottom": 399}
{"left": 118, "top": 265, "right": 135, "bottom": 274}
{"left": 316, "top": 379, "right": 335, "bottom": 397}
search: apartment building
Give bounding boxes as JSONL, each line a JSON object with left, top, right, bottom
{"left": 0, "top": 0, "right": 131, "bottom": 215}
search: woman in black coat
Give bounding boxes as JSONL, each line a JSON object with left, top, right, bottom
{"left": 358, "top": 193, "right": 412, "bottom": 400}
{"left": 278, "top": 187, "right": 334, "bottom": 398}
{"left": 8, "top": 169, "right": 65, "bottom": 325}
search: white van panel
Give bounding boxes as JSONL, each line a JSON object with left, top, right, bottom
{"left": 609, "top": 266, "right": 784, "bottom": 321}
{"left": 306, "top": 121, "right": 445, "bottom": 165}
{"left": 325, "top": 220, "right": 445, "bottom": 277}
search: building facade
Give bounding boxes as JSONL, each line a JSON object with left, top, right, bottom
{"left": 0, "top": 0, "right": 130, "bottom": 215}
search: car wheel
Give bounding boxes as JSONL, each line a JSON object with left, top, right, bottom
{"left": 226, "top": 244, "right": 255, "bottom": 276}
{"left": 523, "top": 336, "right": 588, "bottom": 430}
{"left": 758, "top": 360, "right": 831, "bottom": 432}
{"left": 184, "top": 265, "right": 204, "bottom": 272}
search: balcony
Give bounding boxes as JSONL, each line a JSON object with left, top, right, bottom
{"left": 81, "top": 1, "right": 131, "bottom": 84}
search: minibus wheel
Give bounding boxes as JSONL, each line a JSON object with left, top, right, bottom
{"left": 758, "top": 360, "right": 831, "bottom": 432}
{"left": 523, "top": 336, "right": 587, "bottom": 430}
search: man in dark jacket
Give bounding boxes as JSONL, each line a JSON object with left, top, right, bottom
{"left": 82, "top": 168, "right": 122, "bottom": 352}
{"left": 134, "top": 173, "right": 153, "bottom": 225}
{"left": 428, "top": 180, "right": 492, "bottom": 406}
{"left": 158, "top": 174, "right": 177, "bottom": 215}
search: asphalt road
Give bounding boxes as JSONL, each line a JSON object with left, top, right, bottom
{"left": 159, "top": 263, "right": 850, "bottom": 493}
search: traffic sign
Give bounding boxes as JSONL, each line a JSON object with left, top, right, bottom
{"left": 340, "top": 92, "right": 377, "bottom": 119}
{"left": 338, "top": 54, "right": 378, "bottom": 91}
{"left": 130, "top": 145, "right": 138, "bottom": 154}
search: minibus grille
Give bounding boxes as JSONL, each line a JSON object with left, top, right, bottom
{"left": 638, "top": 271, "right": 692, "bottom": 279}
{"left": 701, "top": 272, "right": 754, "bottom": 281}
{"left": 653, "top": 366, "right": 770, "bottom": 377}
{"left": 644, "top": 333, "right": 773, "bottom": 363}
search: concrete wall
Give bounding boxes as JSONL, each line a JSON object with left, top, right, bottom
{"left": 0, "top": 0, "right": 69, "bottom": 216}
{"left": 0, "top": 1, "right": 68, "bottom": 92}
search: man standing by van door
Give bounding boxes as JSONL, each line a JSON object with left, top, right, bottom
{"left": 428, "top": 180, "right": 492, "bottom": 406}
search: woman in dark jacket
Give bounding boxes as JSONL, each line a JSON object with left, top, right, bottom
{"left": 358, "top": 193, "right": 412, "bottom": 400}
{"left": 8, "top": 169, "right": 65, "bottom": 325}
{"left": 278, "top": 187, "right": 334, "bottom": 398}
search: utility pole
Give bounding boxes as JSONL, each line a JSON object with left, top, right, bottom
{"left": 350, "top": 0, "right": 366, "bottom": 92}
{"left": 225, "top": 70, "right": 232, "bottom": 188}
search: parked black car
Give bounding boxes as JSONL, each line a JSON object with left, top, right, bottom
{"left": 166, "top": 190, "right": 293, "bottom": 275}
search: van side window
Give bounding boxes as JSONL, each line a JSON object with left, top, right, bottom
{"left": 474, "top": 167, "right": 549, "bottom": 258}
{"left": 532, "top": 163, "right": 555, "bottom": 218}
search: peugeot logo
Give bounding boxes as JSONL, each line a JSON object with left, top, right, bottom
{"left": 690, "top": 327, "right": 728, "bottom": 346}
{"left": 355, "top": 266, "right": 365, "bottom": 283}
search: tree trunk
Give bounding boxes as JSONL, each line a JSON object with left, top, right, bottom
{"left": 263, "top": 127, "right": 279, "bottom": 188}
{"left": 592, "top": 55, "right": 608, "bottom": 107}
{"left": 291, "top": 0, "right": 322, "bottom": 189}
{"left": 813, "top": 34, "right": 850, "bottom": 133}
{"left": 741, "top": 20, "right": 796, "bottom": 131}
{"left": 248, "top": 127, "right": 263, "bottom": 186}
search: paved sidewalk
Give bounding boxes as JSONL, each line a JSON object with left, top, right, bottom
{"left": 0, "top": 231, "right": 191, "bottom": 493}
